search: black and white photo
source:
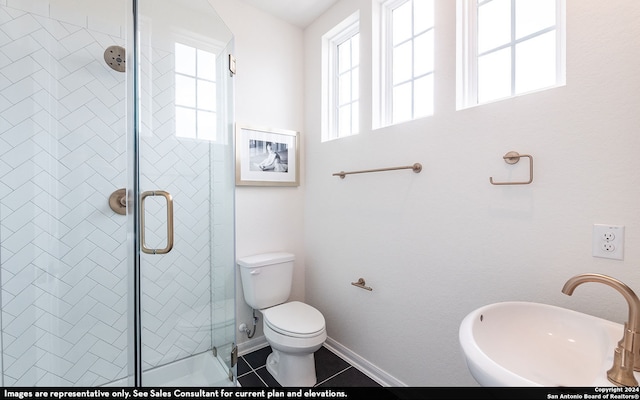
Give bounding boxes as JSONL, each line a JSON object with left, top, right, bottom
{"left": 235, "top": 124, "right": 299, "bottom": 186}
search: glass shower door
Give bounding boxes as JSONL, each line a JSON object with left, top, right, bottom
{"left": 0, "top": 0, "right": 131, "bottom": 386}
{"left": 0, "top": 0, "right": 234, "bottom": 387}
{"left": 134, "top": 0, "right": 236, "bottom": 387}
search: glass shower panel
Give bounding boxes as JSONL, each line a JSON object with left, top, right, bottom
{"left": 136, "top": 0, "right": 236, "bottom": 386}
{"left": 0, "top": 1, "right": 129, "bottom": 386}
{"left": 0, "top": 0, "right": 234, "bottom": 387}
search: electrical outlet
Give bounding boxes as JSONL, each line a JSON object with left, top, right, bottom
{"left": 593, "top": 224, "right": 624, "bottom": 260}
{"left": 601, "top": 242, "right": 615, "bottom": 252}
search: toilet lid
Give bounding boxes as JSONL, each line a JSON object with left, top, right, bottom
{"left": 263, "top": 301, "right": 325, "bottom": 337}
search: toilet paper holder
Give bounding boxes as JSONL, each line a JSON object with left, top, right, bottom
{"left": 351, "top": 278, "right": 373, "bottom": 291}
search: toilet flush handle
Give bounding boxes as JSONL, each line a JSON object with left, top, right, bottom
{"left": 250, "top": 269, "right": 261, "bottom": 275}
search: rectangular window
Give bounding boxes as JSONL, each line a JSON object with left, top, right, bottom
{"left": 175, "top": 42, "right": 217, "bottom": 141}
{"left": 457, "top": 0, "right": 566, "bottom": 108}
{"left": 322, "top": 14, "right": 360, "bottom": 142}
{"left": 380, "top": 0, "right": 435, "bottom": 126}
{"left": 337, "top": 32, "right": 360, "bottom": 137}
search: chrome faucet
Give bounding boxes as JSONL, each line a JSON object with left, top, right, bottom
{"left": 562, "top": 273, "right": 640, "bottom": 387}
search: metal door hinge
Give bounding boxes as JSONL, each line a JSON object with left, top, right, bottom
{"left": 228, "top": 345, "right": 238, "bottom": 382}
{"left": 229, "top": 54, "right": 236, "bottom": 76}
{"left": 231, "top": 345, "right": 238, "bottom": 367}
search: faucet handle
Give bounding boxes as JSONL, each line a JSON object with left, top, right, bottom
{"left": 608, "top": 344, "right": 638, "bottom": 387}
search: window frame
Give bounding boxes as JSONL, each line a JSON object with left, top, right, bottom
{"left": 379, "top": 0, "right": 435, "bottom": 127}
{"left": 334, "top": 28, "right": 360, "bottom": 139}
{"left": 323, "top": 14, "right": 360, "bottom": 142}
{"left": 457, "top": 0, "right": 566, "bottom": 109}
{"left": 174, "top": 42, "right": 218, "bottom": 141}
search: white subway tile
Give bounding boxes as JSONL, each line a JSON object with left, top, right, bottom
{"left": 2, "top": 13, "right": 40, "bottom": 40}
{"left": 49, "top": 3, "right": 86, "bottom": 28}
{"left": 7, "top": 0, "right": 49, "bottom": 17}
{"left": 87, "top": 15, "right": 121, "bottom": 38}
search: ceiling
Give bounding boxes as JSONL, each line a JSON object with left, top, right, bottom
{"left": 238, "top": 0, "right": 339, "bottom": 28}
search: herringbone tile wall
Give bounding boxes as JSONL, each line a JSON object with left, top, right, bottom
{"left": 0, "top": 1, "right": 234, "bottom": 386}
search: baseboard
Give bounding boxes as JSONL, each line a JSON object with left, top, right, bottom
{"left": 237, "top": 336, "right": 269, "bottom": 356}
{"left": 323, "top": 337, "right": 407, "bottom": 387}
{"left": 236, "top": 335, "right": 406, "bottom": 387}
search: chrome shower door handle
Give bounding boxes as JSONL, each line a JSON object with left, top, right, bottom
{"left": 140, "top": 190, "right": 174, "bottom": 254}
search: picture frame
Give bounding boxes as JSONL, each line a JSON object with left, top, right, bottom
{"left": 235, "top": 124, "right": 300, "bottom": 187}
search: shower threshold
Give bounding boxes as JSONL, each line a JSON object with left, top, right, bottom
{"left": 105, "top": 351, "right": 232, "bottom": 387}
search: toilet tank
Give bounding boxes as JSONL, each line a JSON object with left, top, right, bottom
{"left": 237, "top": 252, "right": 294, "bottom": 310}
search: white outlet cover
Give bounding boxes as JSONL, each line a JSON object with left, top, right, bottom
{"left": 593, "top": 224, "right": 624, "bottom": 260}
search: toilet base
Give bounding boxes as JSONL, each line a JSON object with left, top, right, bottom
{"left": 266, "top": 349, "right": 317, "bottom": 387}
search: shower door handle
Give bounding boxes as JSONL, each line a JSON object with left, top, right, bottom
{"left": 140, "top": 190, "right": 174, "bottom": 254}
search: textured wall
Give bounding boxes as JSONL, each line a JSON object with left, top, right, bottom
{"left": 304, "top": 0, "right": 640, "bottom": 386}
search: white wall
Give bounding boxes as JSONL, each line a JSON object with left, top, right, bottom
{"left": 207, "top": 0, "right": 306, "bottom": 345}
{"left": 304, "top": 0, "right": 640, "bottom": 386}
{"left": 210, "top": 0, "right": 640, "bottom": 386}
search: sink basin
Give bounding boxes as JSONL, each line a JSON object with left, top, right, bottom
{"left": 459, "top": 301, "right": 639, "bottom": 386}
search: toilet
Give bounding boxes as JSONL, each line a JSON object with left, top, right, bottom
{"left": 237, "top": 252, "right": 326, "bottom": 387}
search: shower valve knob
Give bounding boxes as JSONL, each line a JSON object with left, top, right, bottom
{"left": 109, "top": 188, "right": 127, "bottom": 215}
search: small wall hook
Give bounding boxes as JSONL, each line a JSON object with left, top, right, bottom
{"left": 489, "top": 151, "right": 533, "bottom": 185}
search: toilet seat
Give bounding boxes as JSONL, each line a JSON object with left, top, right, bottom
{"left": 263, "top": 301, "right": 325, "bottom": 338}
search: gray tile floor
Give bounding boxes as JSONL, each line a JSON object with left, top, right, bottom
{"left": 238, "top": 345, "right": 382, "bottom": 387}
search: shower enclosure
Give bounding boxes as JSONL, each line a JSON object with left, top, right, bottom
{"left": 0, "top": 0, "right": 236, "bottom": 387}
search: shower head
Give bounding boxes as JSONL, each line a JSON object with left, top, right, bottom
{"left": 104, "top": 45, "right": 126, "bottom": 72}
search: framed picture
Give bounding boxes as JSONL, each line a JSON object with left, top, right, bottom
{"left": 235, "top": 124, "right": 300, "bottom": 186}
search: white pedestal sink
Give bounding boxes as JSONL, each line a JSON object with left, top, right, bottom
{"left": 459, "top": 301, "right": 640, "bottom": 386}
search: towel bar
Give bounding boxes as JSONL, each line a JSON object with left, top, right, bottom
{"left": 489, "top": 151, "right": 533, "bottom": 185}
{"left": 333, "top": 163, "right": 422, "bottom": 179}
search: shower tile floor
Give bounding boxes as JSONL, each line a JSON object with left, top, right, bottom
{"left": 238, "top": 345, "right": 382, "bottom": 387}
